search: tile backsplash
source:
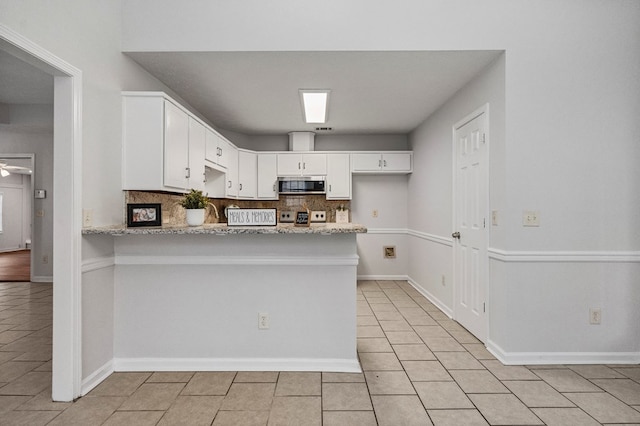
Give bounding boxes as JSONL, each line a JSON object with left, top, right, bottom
{"left": 125, "top": 191, "right": 350, "bottom": 226}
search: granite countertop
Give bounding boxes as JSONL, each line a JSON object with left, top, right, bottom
{"left": 82, "top": 223, "right": 367, "bottom": 236}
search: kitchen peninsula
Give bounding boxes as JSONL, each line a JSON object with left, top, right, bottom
{"left": 83, "top": 223, "right": 366, "bottom": 373}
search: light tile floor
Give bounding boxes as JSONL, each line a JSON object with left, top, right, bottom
{"left": 1, "top": 280, "right": 639, "bottom": 425}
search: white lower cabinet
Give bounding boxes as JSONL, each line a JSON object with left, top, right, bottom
{"left": 238, "top": 150, "right": 257, "bottom": 199}
{"left": 326, "top": 153, "right": 351, "bottom": 200}
{"left": 225, "top": 145, "right": 239, "bottom": 198}
{"left": 257, "top": 154, "right": 278, "bottom": 199}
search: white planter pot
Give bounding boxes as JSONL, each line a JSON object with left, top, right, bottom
{"left": 185, "top": 209, "right": 205, "bottom": 227}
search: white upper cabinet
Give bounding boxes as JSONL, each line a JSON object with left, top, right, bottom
{"left": 205, "top": 128, "right": 233, "bottom": 169}
{"left": 163, "top": 100, "right": 190, "bottom": 189}
{"left": 123, "top": 93, "right": 204, "bottom": 192}
{"left": 277, "top": 153, "right": 327, "bottom": 176}
{"left": 238, "top": 150, "right": 257, "bottom": 199}
{"left": 351, "top": 152, "right": 413, "bottom": 174}
{"left": 225, "top": 145, "right": 239, "bottom": 198}
{"left": 326, "top": 153, "right": 351, "bottom": 200}
{"left": 257, "top": 153, "right": 278, "bottom": 199}
{"left": 188, "top": 117, "right": 206, "bottom": 191}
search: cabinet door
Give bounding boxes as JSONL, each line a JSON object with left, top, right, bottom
{"left": 238, "top": 150, "right": 257, "bottom": 199}
{"left": 257, "top": 154, "right": 278, "bottom": 199}
{"left": 351, "top": 153, "right": 382, "bottom": 172}
{"left": 326, "top": 153, "right": 351, "bottom": 200}
{"left": 217, "top": 137, "right": 232, "bottom": 169}
{"left": 301, "top": 153, "right": 327, "bottom": 176}
{"left": 188, "top": 118, "right": 206, "bottom": 191}
{"left": 225, "top": 145, "right": 239, "bottom": 198}
{"left": 163, "top": 100, "right": 190, "bottom": 189}
{"left": 205, "top": 129, "right": 220, "bottom": 164}
{"left": 276, "top": 153, "right": 302, "bottom": 176}
{"left": 382, "top": 152, "right": 412, "bottom": 172}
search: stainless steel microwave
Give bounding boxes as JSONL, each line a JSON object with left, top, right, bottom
{"left": 278, "top": 176, "right": 326, "bottom": 194}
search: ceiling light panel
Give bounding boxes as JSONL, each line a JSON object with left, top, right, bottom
{"left": 299, "top": 90, "right": 330, "bottom": 123}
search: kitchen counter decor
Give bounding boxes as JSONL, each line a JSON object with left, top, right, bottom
{"left": 181, "top": 189, "right": 209, "bottom": 226}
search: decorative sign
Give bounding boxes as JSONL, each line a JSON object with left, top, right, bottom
{"left": 227, "top": 208, "right": 277, "bottom": 226}
{"left": 295, "top": 210, "right": 310, "bottom": 227}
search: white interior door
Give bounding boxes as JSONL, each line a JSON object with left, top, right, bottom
{"left": 0, "top": 174, "right": 26, "bottom": 252}
{"left": 453, "top": 107, "right": 488, "bottom": 342}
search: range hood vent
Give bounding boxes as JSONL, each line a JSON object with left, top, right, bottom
{"left": 288, "top": 131, "right": 315, "bottom": 151}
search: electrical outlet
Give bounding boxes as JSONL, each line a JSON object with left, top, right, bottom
{"left": 42, "top": 255, "right": 49, "bottom": 264}
{"left": 372, "top": 209, "right": 379, "bottom": 218}
{"left": 383, "top": 246, "right": 396, "bottom": 259}
{"left": 589, "top": 308, "right": 601, "bottom": 325}
{"left": 36, "top": 209, "right": 45, "bottom": 218}
{"left": 522, "top": 210, "right": 540, "bottom": 227}
{"left": 83, "top": 209, "right": 94, "bottom": 227}
{"left": 258, "top": 312, "right": 270, "bottom": 329}
{"left": 492, "top": 210, "right": 498, "bottom": 226}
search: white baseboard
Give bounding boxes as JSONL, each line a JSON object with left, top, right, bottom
{"left": 487, "top": 340, "right": 640, "bottom": 365}
{"left": 81, "top": 359, "right": 114, "bottom": 396}
{"left": 407, "top": 276, "right": 453, "bottom": 318}
{"left": 357, "top": 275, "right": 409, "bottom": 281}
{"left": 31, "top": 275, "right": 53, "bottom": 283}
{"left": 114, "top": 357, "right": 361, "bottom": 373}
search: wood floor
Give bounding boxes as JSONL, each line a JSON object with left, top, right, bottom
{"left": 0, "top": 249, "right": 31, "bottom": 281}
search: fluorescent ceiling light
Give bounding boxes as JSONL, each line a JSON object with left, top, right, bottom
{"left": 0, "top": 169, "right": 9, "bottom": 177}
{"left": 299, "top": 90, "right": 330, "bottom": 123}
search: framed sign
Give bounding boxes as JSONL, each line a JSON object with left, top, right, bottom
{"left": 295, "top": 210, "right": 310, "bottom": 227}
{"left": 227, "top": 208, "right": 277, "bottom": 226}
{"left": 127, "top": 203, "right": 162, "bottom": 227}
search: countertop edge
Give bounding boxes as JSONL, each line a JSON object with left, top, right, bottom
{"left": 82, "top": 223, "right": 368, "bottom": 236}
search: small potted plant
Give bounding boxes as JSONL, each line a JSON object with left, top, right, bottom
{"left": 180, "top": 189, "right": 209, "bottom": 226}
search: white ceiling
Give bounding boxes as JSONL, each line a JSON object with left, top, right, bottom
{"left": 0, "top": 49, "right": 53, "bottom": 104}
{"left": 126, "top": 51, "right": 501, "bottom": 135}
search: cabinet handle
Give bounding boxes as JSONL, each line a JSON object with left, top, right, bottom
{"left": 218, "top": 147, "right": 222, "bottom": 156}
{"left": 273, "top": 184, "right": 276, "bottom": 191}
{"left": 329, "top": 184, "right": 332, "bottom": 192}
{"left": 298, "top": 162, "right": 301, "bottom": 170}
{"left": 185, "top": 167, "right": 191, "bottom": 178}
{"left": 228, "top": 180, "right": 232, "bottom": 188}
{"left": 378, "top": 159, "right": 382, "bottom": 168}
{"left": 303, "top": 162, "right": 306, "bottom": 170}
{"left": 203, "top": 172, "right": 207, "bottom": 183}
{"left": 383, "top": 159, "right": 387, "bottom": 167}
{"left": 239, "top": 183, "right": 243, "bottom": 191}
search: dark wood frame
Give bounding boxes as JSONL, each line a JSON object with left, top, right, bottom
{"left": 127, "top": 203, "right": 162, "bottom": 227}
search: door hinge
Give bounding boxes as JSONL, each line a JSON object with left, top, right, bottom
{"left": 483, "top": 302, "right": 486, "bottom": 313}
{"left": 482, "top": 133, "right": 486, "bottom": 144}
{"left": 483, "top": 218, "right": 486, "bottom": 228}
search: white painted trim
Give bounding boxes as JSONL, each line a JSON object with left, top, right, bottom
{"left": 115, "top": 255, "right": 360, "bottom": 266}
{"left": 114, "top": 357, "right": 362, "bottom": 373}
{"left": 0, "top": 23, "right": 84, "bottom": 402}
{"left": 487, "top": 340, "right": 640, "bottom": 365}
{"left": 357, "top": 274, "right": 409, "bottom": 281}
{"left": 80, "top": 360, "right": 114, "bottom": 396}
{"left": 366, "top": 228, "right": 408, "bottom": 235}
{"left": 407, "top": 229, "right": 453, "bottom": 247}
{"left": 81, "top": 256, "right": 115, "bottom": 273}
{"left": 31, "top": 275, "right": 53, "bottom": 283}
{"left": 489, "top": 248, "right": 640, "bottom": 263}
{"left": 407, "top": 276, "right": 454, "bottom": 318}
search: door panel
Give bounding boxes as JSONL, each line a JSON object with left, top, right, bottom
{"left": 454, "top": 111, "right": 487, "bottom": 342}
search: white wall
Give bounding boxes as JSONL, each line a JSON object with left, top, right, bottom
{"left": 352, "top": 175, "right": 408, "bottom": 279}
{"left": 0, "top": 104, "right": 53, "bottom": 279}
{"left": 0, "top": 0, "right": 191, "bottom": 387}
